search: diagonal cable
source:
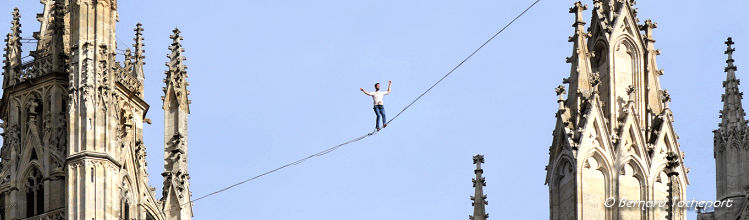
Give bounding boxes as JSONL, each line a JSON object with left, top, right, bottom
{"left": 163, "top": 0, "right": 541, "bottom": 214}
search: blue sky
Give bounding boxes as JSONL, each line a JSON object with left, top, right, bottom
{"left": 3, "top": 0, "right": 749, "bottom": 219}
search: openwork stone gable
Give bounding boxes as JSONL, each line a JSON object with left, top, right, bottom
{"left": 546, "top": 1, "right": 689, "bottom": 219}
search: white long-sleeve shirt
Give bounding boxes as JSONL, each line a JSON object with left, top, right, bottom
{"left": 366, "top": 90, "right": 390, "bottom": 105}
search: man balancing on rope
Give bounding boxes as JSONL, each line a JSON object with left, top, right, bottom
{"left": 360, "top": 81, "right": 391, "bottom": 131}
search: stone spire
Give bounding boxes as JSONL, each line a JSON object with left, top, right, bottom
{"left": 3, "top": 8, "right": 22, "bottom": 88}
{"left": 719, "top": 37, "right": 746, "bottom": 131}
{"left": 133, "top": 23, "right": 146, "bottom": 83}
{"left": 563, "top": 2, "right": 596, "bottom": 118}
{"left": 161, "top": 27, "right": 193, "bottom": 220}
{"left": 470, "top": 155, "right": 488, "bottom": 220}
{"left": 641, "top": 19, "right": 666, "bottom": 114}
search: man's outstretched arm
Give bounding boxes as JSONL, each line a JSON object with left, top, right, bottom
{"left": 360, "top": 88, "right": 371, "bottom": 95}
{"left": 386, "top": 81, "right": 392, "bottom": 94}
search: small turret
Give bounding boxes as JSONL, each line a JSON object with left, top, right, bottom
{"left": 134, "top": 23, "right": 146, "bottom": 83}
{"left": 563, "top": 2, "right": 596, "bottom": 123}
{"left": 161, "top": 27, "right": 193, "bottom": 220}
{"left": 470, "top": 155, "right": 488, "bottom": 220}
{"left": 3, "top": 8, "right": 22, "bottom": 88}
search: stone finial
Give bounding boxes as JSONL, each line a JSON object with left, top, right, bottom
{"left": 568, "top": 2, "right": 590, "bottom": 42}
{"left": 473, "top": 154, "right": 485, "bottom": 165}
{"left": 661, "top": 90, "right": 671, "bottom": 106}
{"left": 133, "top": 23, "right": 146, "bottom": 82}
{"left": 726, "top": 37, "right": 737, "bottom": 72}
{"left": 727, "top": 37, "right": 736, "bottom": 47}
{"left": 555, "top": 85, "right": 567, "bottom": 97}
{"left": 569, "top": 2, "right": 588, "bottom": 26}
{"left": 555, "top": 85, "right": 567, "bottom": 100}
{"left": 640, "top": 19, "right": 657, "bottom": 43}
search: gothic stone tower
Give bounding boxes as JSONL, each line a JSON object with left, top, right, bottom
{"left": 0, "top": 1, "right": 193, "bottom": 219}
{"left": 545, "top": 1, "right": 689, "bottom": 219}
{"left": 698, "top": 37, "right": 749, "bottom": 220}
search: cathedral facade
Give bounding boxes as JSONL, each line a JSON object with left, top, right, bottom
{"left": 545, "top": 1, "right": 689, "bottom": 219}
{"left": 0, "top": 0, "right": 192, "bottom": 219}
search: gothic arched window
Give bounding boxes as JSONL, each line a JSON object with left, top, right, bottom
{"left": 25, "top": 168, "right": 43, "bottom": 217}
{"left": 614, "top": 42, "right": 635, "bottom": 102}
{"left": 121, "top": 183, "right": 132, "bottom": 220}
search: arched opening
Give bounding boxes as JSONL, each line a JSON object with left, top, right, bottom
{"left": 673, "top": 178, "right": 684, "bottom": 220}
{"left": 24, "top": 168, "right": 43, "bottom": 217}
{"left": 614, "top": 42, "right": 634, "bottom": 103}
{"left": 553, "top": 159, "right": 575, "bottom": 220}
{"left": 121, "top": 180, "right": 133, "bottom": 220}
{"left": 653, "top": 170, "right": 669, "bottom": 219}
{"left": 727, "top": 144, "right": 740, "bottom": 192}
{"left": 581, "top": 155, "right": 607, "bottom": 219}
{"left": 619, "top": 162, "right": 644, "bottom": 219}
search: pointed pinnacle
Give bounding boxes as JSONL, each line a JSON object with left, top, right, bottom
{"left": 133, "top": 23, "right": 145, "bottom": 52}
{"left": 726, "top": 37, "right": 737, "bottom": 72}
{"left": 164, "top": 27, "right": 190, "bottom": 98}
{"left": 10, "top": 8, "right": 22, "bottom": 38}
{"left": 569, "top": 2, "right": 588, "bottom": 27}
{"left": 12, "top": 8, "right": 19, "bottom": 21}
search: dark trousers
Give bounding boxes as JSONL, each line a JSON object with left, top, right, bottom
{"left": 373, "top": 105, "right": 386, "bottom": 129}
